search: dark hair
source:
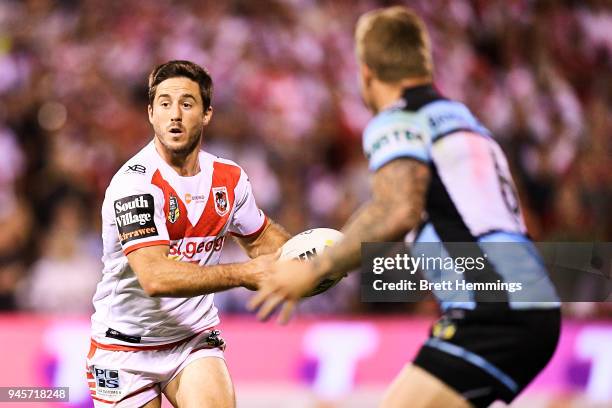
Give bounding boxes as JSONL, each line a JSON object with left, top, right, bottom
{"left": 148, "top": 60, "right": 213, "bottom": 109}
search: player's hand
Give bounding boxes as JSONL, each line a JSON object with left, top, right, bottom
{"left": 247, "top": 259, "right": 320, "bottom": 324}
{"left": 242, "top": 250, "right": 281, "bottom": 291}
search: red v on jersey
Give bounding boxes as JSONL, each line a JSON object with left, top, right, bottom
{"left": 151, "top": 161, "right": 242, "bottom": 241}
{"left": 95, "top": 141, "right": 266, "bottom": 346}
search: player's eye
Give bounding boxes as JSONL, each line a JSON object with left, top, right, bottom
{"left": 160, "top": 101, "right": 170, "bottom": 108}
{"left": 183, "top": 102, "right": 192, "bottom": 109}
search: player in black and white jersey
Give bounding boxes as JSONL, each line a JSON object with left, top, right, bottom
{"left": 251, "top": 6, "right": 561, "bottom": 408}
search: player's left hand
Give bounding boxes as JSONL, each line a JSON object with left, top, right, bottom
{"left": 247, "top": 259, "right": 320, "bottom": 324}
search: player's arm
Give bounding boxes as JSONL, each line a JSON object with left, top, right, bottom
{"left": 229, "top": 166, "right": 291, "bottom": 258}
{"left": 234, "top": 218, "right": 291, "bottom": 258}
{"left": 127, "top": 245, "right": 273, "bottom": 297}
{"left": 248, "top": 158, "right": 430, "bottom": 321}
{"left": 311, "top": 158, "right": 430, "bottom": 280}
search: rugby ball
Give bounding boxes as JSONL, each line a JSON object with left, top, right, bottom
{"left": 280, "top": 228, "right": 345, "bottom": 297}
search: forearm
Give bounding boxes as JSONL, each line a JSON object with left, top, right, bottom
{"left": 136, "top": 257, "right": 253, "bottom": 297}
{"left": 312, "top": 159, "right": 430, "bottom": 280}
{"left": 312, "top": 199, "right": 418, "bottom": 279}
{"left": 237, "top": 219, "right": 291, "bottom": 258}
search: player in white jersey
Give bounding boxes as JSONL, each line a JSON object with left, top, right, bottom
{"left": 87, "top": 60, "right": 290, "bottom": 408}
{"left": 251, "top": 6, "right": 560, "bottom": 408}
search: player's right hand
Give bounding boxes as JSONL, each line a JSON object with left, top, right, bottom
{"left": 242, "top": 249, "right": 281, "bottom": 291}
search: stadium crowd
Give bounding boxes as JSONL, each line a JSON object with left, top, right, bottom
{"left": 0, "top": 0, "right": 609, "bottom": 316}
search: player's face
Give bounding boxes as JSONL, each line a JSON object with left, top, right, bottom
{"left": 148, "top": 77, "right": 212, "bottom": 156}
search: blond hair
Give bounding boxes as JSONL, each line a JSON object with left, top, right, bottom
{"left": 355, "top": 6, "right": 433, "bottom": 82}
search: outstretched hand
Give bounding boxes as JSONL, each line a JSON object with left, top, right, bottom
{"left": 247, "top": 259, "right": 321, "bottom": 324}
{"left": 242, "top": 250, "right": 281, "bottom": 291}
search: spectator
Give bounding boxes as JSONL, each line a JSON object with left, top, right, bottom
{"left": 0, "top": 0, "right": 609, "bottom": 317}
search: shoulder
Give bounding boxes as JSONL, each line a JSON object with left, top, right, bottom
{"left": 362, "top": 107, "right": 430, "bottom": 169}
{"left": 203, "top": 152, "right": 245, "bottom": 179}
{"left": 198, "top": 151, "right": 248, "bottom": 197}
{"left": 364, "top": 107, "right": 428, "bottom": 145}
{"left": 107, "top": 143, "right": 160, "bottom": 194}
{"left": 203, "top": 152, "right": 242, "bottom": 171}
{"left": 418, "top": 99, "right": 491, "bottom": 141}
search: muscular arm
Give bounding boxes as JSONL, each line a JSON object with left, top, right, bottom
{"left": 234, "top": 219, "right": 291, "bottom": 258}
{"left": 311, "top": 158, "right": 430, "bottom": 279}
{"left": 127, "top": 245, "right": 268, "bottom": 297}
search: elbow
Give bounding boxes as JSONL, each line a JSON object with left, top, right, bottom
{"left": 140, "top": 279, "right": 163, "bottom": 297}
{"left": 389, "top": 204, "right": 421, "bottom": 236}
{"left": 135, "top": 267, "right": 166, "bottom": 297}
{"left": 128, "top": 250, "right": 172, "bottom": 297}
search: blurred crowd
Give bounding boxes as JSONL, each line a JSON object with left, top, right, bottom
{"left": 0, "top": 0, "right": 609, "bottom": 317}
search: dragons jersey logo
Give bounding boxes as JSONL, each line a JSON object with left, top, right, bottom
{"left": 212, "top": 187, "right": 229, "bottom": 216}
{"left": 168, "top": 194, "right": 180, "bottom": 223}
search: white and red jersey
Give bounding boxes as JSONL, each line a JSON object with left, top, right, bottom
{"left": 91, "top": 141, "right": 267, "bottom": 346}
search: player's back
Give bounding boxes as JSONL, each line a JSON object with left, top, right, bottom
{"left": 362, "top": 85, "right": 559, "bottom": 309}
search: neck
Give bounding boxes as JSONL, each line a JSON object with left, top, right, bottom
{"left": 373, "top": 76, "right": 432, "bottom": 113}
{"left": 154, "top": 137, "right": 201, "bottom": 176}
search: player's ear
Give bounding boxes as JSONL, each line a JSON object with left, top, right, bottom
{"left": 203, "top": 106, "right": 213, "bottom": 126}
{"left": 360, "top": 63, "right": 373, "bottom": 88}
{"left": 147, "top": 104, "right": 154, "bottom": 124}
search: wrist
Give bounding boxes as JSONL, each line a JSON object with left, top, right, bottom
{"left": 239, "top": 259, "right": 259, "bottom": 290}
{"left": 312, "top": 257, "right": 334, "bottom": 280}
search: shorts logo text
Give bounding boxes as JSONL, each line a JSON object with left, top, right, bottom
{"left": 94, "top": 368, "right": 120, "bottom": 389}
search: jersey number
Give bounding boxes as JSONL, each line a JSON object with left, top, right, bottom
{"left": 490, "top": 147, "right": 521, "bottom": 223}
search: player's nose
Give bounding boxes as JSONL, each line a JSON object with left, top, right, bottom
{"left": 170, "top": 103, "right": 182, "bottom": 120}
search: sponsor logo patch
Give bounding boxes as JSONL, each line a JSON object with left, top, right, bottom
{"left": 365, "top": 125, "right": 424, "bottom": 160}
{"left": 204, "top": 329, "right": 226, "bottom": 350}
{"left": 212, "top": 187, "right": 229, "bottom": 216}
{"left": 114, "top": 194, "right": 158, "bottom": 244}
{"left": 168, "top": 194, "right": 180, "bottom": 223}
{"left": 168, "top": 236, "right": 225, "bottom": 260}
{"left": 93, "top": 367, "right": 122, "bottom": 401}
{"left": 124, "top": 164, "right": 146, "bottom": 174}
{"left": 185, "top": 193, "right": 207, "bottom": 204}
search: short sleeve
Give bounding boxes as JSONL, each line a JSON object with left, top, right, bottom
{"left": 228, "top": 169, "right": 267, "bottom": 238}
{"left": 421, "top": 100, "right": 492, "bottom": 142}
{"left": 362, "top": 109, "right": 430, "bottom": 171}
{"left": 108, "top": 174, "right": 170, "bottom": 255}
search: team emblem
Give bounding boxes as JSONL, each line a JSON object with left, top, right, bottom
{"left": 168, "top": 195, "right": 180, "bottom": 223}
{"left": 212, "top": 187, "right": 229, "bottom": 216}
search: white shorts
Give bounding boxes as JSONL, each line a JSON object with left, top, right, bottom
{"left": 85, "top": 329, "right": 226, "bottom": 407}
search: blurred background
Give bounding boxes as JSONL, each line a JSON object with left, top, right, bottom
{"left": 0, "top": 0, "right": 610, "bottom": 407}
